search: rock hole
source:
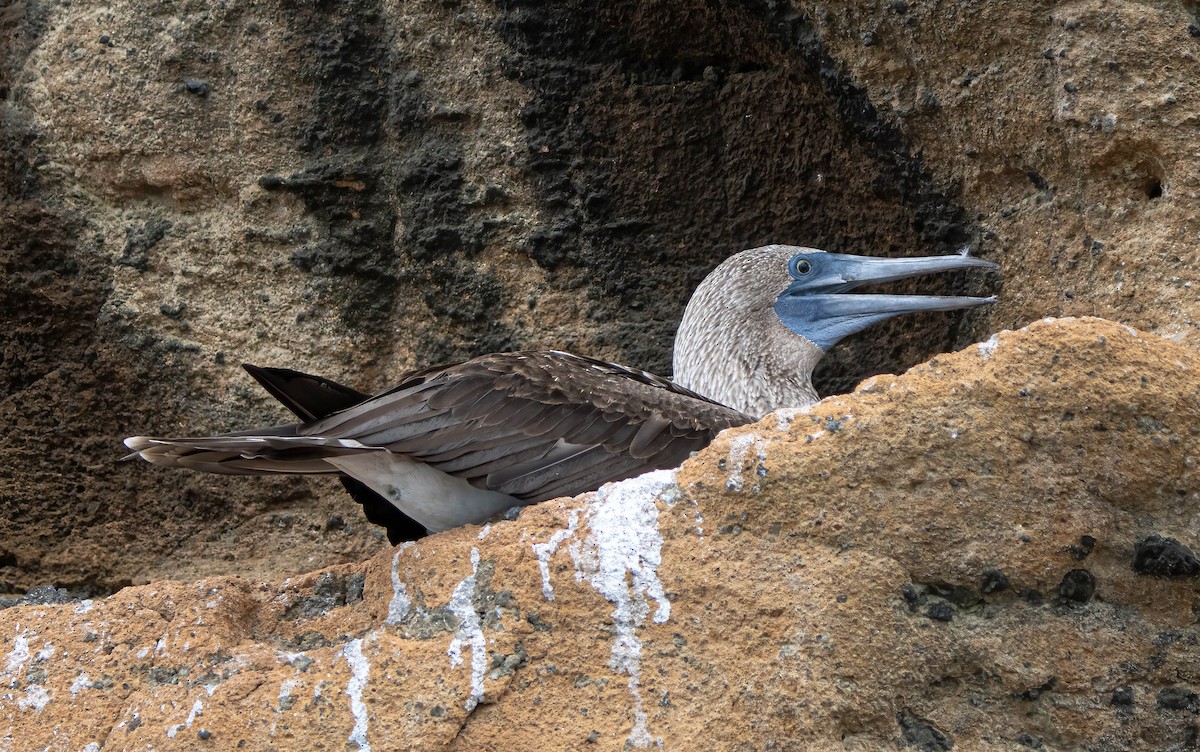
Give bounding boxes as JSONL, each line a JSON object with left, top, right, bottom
{"left": 1145, "top": 178, "right": 1163, "bottom": 199}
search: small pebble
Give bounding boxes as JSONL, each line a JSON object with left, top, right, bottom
{"left": 184, "top": 79, "right": 209, "bottom": 96}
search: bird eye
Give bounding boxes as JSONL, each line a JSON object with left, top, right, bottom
{"left": 793, "top": 259, "right": 813, "bottom": 275}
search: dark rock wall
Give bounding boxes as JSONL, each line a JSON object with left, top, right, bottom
{"left": 495, "top": 0, "right": 986, "bottom": 386}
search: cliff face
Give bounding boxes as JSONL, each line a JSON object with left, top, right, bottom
{"left": 4, "top": 0, "right": 1198, "bottom": 590}
{"left": 3, "top": 2, "right": 1200, "bottom": 743}
{"left": 3, "top": 318, "right": 1199, "bottom": 750}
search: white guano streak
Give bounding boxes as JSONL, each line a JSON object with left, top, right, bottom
{"left": 70, "top": 673, "right": 90, "bottom": 696}
{"left": 532, "top": 510, "right": 580, "bottom": 600}
{"left": 278, "top": 678, "right": 298, "bottom": 710}
{"left": 343, "top": 638, "right": 371, "bottom": 751}
{"left": 386, "top": 543, "right": 414, "bottom": 626}
{"left": 5, "top": 633, "right": 29, "bottom": 676}
{"left": 446, "top": 548, "right": 486, "bottom": 712}
{"left": 166, "top": 699, "right": 204, "bottom": 738}
{"left": 569, "top": 469, "right": 674, "bottom": 748}
{"left": 976, "top": 332, "right": 1001, "bottom": 361}
{"left": 724, "top": 433, "right": 766, "bottom": 493}
{"left": 17, "top": 685, "right": 48, "bottom": 713}
{"left": 773, "top": 406, "right": 810, "bottom": 432}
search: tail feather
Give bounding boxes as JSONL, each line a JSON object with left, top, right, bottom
{"left": 123, "top": 434, "right": 364, "bottom": 475}
{"left": 125, "top": 364, "right": 436, "bottom": 544}
{"left": 241, "top": 364, "right": 370, "bottom": 421}
{"left": 239, "top": 365, "right": 434, "bottom": 543}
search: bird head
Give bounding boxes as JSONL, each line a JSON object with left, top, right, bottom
{"left": 772, "top": 248, "right": 998, "bottom": 351}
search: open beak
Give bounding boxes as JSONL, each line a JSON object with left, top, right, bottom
{"left": 774, "top": 252, "right": 998, "bottom": 351}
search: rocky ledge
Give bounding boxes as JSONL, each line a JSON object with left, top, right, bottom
{"left": 2, "top": 317, "right": 1198, "bottom": 750}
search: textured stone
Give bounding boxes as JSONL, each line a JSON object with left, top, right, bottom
{"left": 2, "top": 0, "right": 1199, "bottom": 599}
{"left": 2, "top": 318, "right": 1198, "bottom": 750}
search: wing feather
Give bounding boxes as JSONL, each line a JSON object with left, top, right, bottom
{"left": 628, "top": 416, "right": 674, "bottom": 458}
{"left": 516, "top": 455, "right": 656, "bottom": 503}
{"left": 127, "top": 351, "right": 754, "bottom": 509}
{"left": 355, "top": 411, "right": 460, "bottom": 446}
{"left": 428, "top": 436, "right": 556, "bottom": 474}
{"left": 488, "top": 443, "right": 608, "bottom": 497}
{"left": 455, "top": 440, "right": 561, "bottom": 481}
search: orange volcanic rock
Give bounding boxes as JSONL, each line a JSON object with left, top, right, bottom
{"left": 2, "top": 317, "right": 1199, "bottom": 750}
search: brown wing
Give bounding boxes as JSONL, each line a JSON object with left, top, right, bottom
{"left": 126, "top": 351, "right": 754, "bottom": 504}
{"left": 301, "top": 351, "right": 753, "bottom": 502}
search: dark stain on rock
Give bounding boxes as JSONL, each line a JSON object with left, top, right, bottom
{"left": 488, "top": 642, "right": 528, "bottom": 680}
{"left": 494, "top": 0, "right": 988, "bottom": 380}
{"left": 394, "top": 140, "right": 516, "bottom": 360}
{"left": 902, "top": 580, "right": 997, "bottom": 619}
{"left": 1018, "top": 677, "right": 1058, "bottom": 702}
{"left": 1019, "top": 588, "right": 1045, "bottom": 606}
{"left": 297, "top": 4, "right": 389, "bottom": 152}
{"left": 1133, "top": 534, "right": 1200, "bottom": 577}
{"left": 926, "top": 601, "right": 954, "bottom": 622}
{"left": 149, "top": 665, "right": 184, "bottom": 685}
{"left": 119, "top": 218, "right": 172, "bottom": 271}
{"left": 281, "top": 571, "right": 367, "bottom": 621}
{"left": 0, "top": 585, "right": 84, "bottom": 610}
{"left": 928, "top": 581, "right": 983, "bottom": 608}
{"left": 183, "top": 78, "right": 209, "bottom": 96}
{"left": 268, "top": 158, "right": 397, "bottom": 332}
{"left": 395, "top": 142, "right": 483, "bottom": 264}
{"left": 897, "top": 710, "right": 954, "bottom": 750}
{"left": 526, "top": 612, "right": 553, "bottom": 632}
{"left": 281, "top": 1, "right": 514, "bottom": 361}
{"left": 1157, "top": 686, "right": 1199, "bottom": 712}
{"left": 980, "top": 568, "right": 1010, "bottom": 594}
{"left": 277, "top": 630, "right": 333, "bottom": 651}
{"left": 0, "top": 2, "right": 51, "bottom": 100}
{"left": 271, "top": 1, "right": 399, "bottom": 337}
{"left": 1149, "top": 630, "right": 1198, "bottom": 671}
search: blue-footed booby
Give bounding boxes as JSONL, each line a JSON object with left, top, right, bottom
{"left": 125, "top": 245, "right": 996, "bottom": 542}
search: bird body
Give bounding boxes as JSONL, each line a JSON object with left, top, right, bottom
{"left": 127, "top": 351, "right": 751, "bottom": 537}
{"left": 126, "top": 245, "right": 996, "bottom": 541}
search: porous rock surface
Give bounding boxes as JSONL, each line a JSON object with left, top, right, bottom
{"left": 3, "top": 317, "right": 1199, "bottom": 750}
{"left": 9, "top": 0, "right": 1200, "bottom": 591}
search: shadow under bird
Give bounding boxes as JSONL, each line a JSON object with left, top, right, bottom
{"left": 125, "top": 245, "right": 997, "bottom": 542}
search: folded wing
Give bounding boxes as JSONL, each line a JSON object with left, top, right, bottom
{"left": 125, "top": 351, "right": 752, "bottom": 517}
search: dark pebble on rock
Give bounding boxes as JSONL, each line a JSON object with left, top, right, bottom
{"left": 981, "top": 568, "right": 1010, "bottom": 594}
{"left": 1133, "top": 534, "right": 1200, "bottom": 577}
{"left": 926, "top": 601, "right": 953, "bottom": 622}
{"left": 184, "top": 79, "right": 209, "bottom": 96}
{"left": 1058, "top": 568, "right": 1095, "bottom": 602}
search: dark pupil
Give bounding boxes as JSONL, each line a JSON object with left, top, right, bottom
{"left": 795, "top": 260, "right": 812, "bottom": 274}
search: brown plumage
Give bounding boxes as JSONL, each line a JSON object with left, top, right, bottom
{"left": 126, "top": 351, "right": 751, "bottom": 540}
